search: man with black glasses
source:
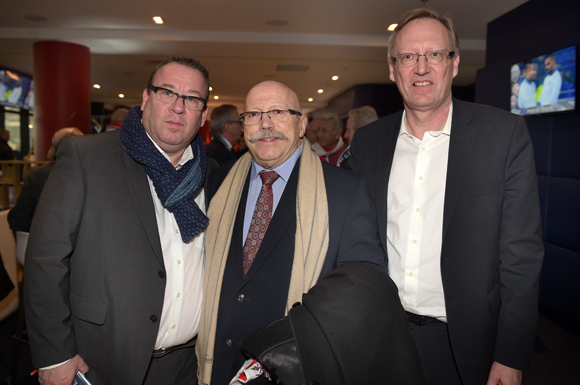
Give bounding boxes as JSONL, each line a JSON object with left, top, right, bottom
{"left": 207, "top": 104, "right": 243, "bottom": 165}
{"left": 196, "top": 80, "right": 403, "bottom": 384}
{"left": 25, "top": 56, "right": 212, "bottom": 385}
{"left": 349, "top": 8, "right": 543, "bottom": 385}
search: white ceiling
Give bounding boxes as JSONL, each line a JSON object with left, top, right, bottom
{"left": 0, "top": 0, "right": 528, "bottom": 114}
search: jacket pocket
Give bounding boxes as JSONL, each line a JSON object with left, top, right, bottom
{"left": 488, "top": 282, "right": 501, "bottom": 313}
{"left": 69, "top": 293, "right": 108, "bottom": 325}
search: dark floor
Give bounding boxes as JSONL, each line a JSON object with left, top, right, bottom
{"left": 0, "top": 310, "right": 578, "bottom": 384}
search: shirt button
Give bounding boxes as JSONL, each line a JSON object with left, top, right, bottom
{"left": 409, "top": 272, "right": 414, "bottom": 277}
{"left": 412, "top": 239, "right": 417, "bottom": 244}
{"left": 226, "top": 339, "right": 232, "bottom": 346}
{"left": 177, "top": 260, "right": 182, "bottom": 265}
{"left": 237, "top": 294, "right": 245, "bottom": 302}
{"left": 416, "top": 208, "right": 421, "bottom": 212}
{"left": 177, "top": 293, "right": 181, "bottom": 298}
{"left": 175, "top": 229, "right": 179, "bottom": 234}
{"left": 172, "top": 324, "right": 176, "bottom": 329}
{"left": 419, "top": 176, "right": 424, "bottom": 180}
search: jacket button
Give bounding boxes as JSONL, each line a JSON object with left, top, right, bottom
{"left": 158, "top": 271, "right": 165, "bottom": 279}
{"left": 150, "top": 315, "right": 158, "bottom": 323}
{"left": 226, "top": 339, "right": 232, "bottom": 346}
{"left": 237, "top": 294, "right": 244, "bottom": 302}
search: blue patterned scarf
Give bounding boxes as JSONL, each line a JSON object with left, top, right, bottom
{"left": 120, "top": 106, "right": 208, "bottom": 243}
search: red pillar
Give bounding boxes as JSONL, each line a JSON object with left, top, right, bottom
{"left": 33, "top": 41, "right": 90, "bottom": 161}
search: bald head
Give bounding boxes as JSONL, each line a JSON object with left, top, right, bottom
{"left": 48, "top": 127, "right": 84, "bottom": 160}
{"left": 242, "top": 80, "right": 306, "bottom": 169}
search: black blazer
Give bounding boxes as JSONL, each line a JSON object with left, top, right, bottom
{"left": 349, "top": 99, "right": 544, "bottom": 384}
{"left": 206, "top": 136, "right": 237, "bottom": 166}
{"left": 207, "top": 158, "right": 388, "bottom": 384}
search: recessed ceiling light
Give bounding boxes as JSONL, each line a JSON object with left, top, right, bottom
{"left": 209, "top": 87, "right": 213, "bottom": 91}
{"left": 266, "top": 20, "right": 288, "bottom": 27}
{"left": 387, "top": 24, "right": 397, "bottom": 31}
{"left": 317, "top": 89, "right": 324, "bottom": 94}
{"left": 93, "top": 84, "right": 101, "bottom": 89}
{"left": 332, "top": 76, "right": 339, "bottom": 81}
{"left": 152, "top": 16, "right": 163, "bottom": 24}
{"left": 214, "top": 96, "right": 219, "bottom": 100}
{"left": 118, "top": 94, "right": 125, "bottom": 98}
{"left": 24, "top": 15, "right": 47, "bottom": 22}
{"left": 308, "top": 98, "right": 313, "bottom": 102}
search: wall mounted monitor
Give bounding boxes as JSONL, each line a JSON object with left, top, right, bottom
{"left": 510, "top": 45, "right": 576, "bottom": 116}
{"left": 0, "top": 68, "right": 33, "bottom": 110}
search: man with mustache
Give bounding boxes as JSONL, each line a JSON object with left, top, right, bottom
{"left": 349, "top": 8, "right": 543, "bottom": 385}
{"left": 196, "top": 80, "right": 393, "bottom": 384}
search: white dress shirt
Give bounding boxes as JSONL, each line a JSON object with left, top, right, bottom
{"left": 147, "top": 136, "right": 205, "bottom": 350}
{"left": 387, "top": 105, "right": 453, "bottom": 322}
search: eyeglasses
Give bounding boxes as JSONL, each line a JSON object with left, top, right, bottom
{"left": 240, "top": 109, "right": 302, "bottom": 125}
{"left": 393, "top": 50, "right": 455, "bottom": 67}
{"left": 148, "top": 86, "right": 207, "bottom": 111}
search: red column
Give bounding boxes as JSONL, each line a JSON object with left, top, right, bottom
{"left": 33, "top": 41, "right": 90, "bottom": 161}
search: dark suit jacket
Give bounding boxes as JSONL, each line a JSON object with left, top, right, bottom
{"left": 24, "top": 131, "right": 212, "bottom": 385}
{"left": 206, "top": 136, "right": 237, "bottom": 166}
{"left": 8, "top": 162, "right": 54, "bottom": 232}
{"left": 207, "top": 158, "right": 388, "bottom": 384}
{"left": 349, "top": 99, "right": 544, "bottom": 384}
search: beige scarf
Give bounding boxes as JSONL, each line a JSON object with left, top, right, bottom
{"left": 196, "top": 138, "right": 329, "bottom": 384}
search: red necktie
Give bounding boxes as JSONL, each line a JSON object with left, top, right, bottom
{"left": 242, "top": 171, "right": 280, "bottom": 277}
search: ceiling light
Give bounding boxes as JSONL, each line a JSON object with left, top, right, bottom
{"left": 317, "top": 89, "right": 324, "bottom": 94}
{"left": 332, "top": 76, "right": 339, "bottom": 81}
{"left": 93, "top": 84, "right": 101, "bottom": 89}
{"left": 118, "top": 94, "right": 125, "bottom": 98}
{"left": 214, "top": 96, "right": 219, "bottom": 100}
{"left": 308, "top": 98, "right": 313, "bottom": 102}
{"left": 152, "top": 16, "right": 163, "bottom": 24}
{"left": 209, "top": 87, "right": 213, "bottom": 91}
{"left": 388, "top": 24, "right": 397, "bottom": 31}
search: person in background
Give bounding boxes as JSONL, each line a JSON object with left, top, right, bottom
{"left": 105, "top": 108, "right": 129, "bottom": 131}
{"left": 8, "top": 127, "right": 83, "bottom": 234}
{"left": 24, "top": 56, "right": 212, "bottom": 385}
{"left": 197, "top": 80, "right": 390, "bottom": 384}
{"left": 517, "top": 62, "right": 538, "bottom": 109}
{"left": 314, "top": 112, "right": 347, "bottom": 166}
{"left": 304, "top": 118, "right": 320, "bottom": 145}
{"left": 349, "top": 8, "right": 543, "bottom": 385}
{"left": 206, "top": 104, "right": 243, "bottom": 165}
{"left": 338, "top": 106, "right": 378, "bottom": 168}
{"left": 538, "top": 54, "right": 562, "bottom": 106}
{"left": 0, "top": 129, "right": 14, "bottom": 160}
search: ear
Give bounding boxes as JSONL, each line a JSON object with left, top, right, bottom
{"left": 389, "top": 61, "right": 396, "bottom": 83}
{"left": 141, "top": 88, "right": 149, "bottom": 111}
{"left": 201, "top": 104, "right": 209, "bottom": 126}
{"left": 298, "top": 115, "right": 307, "bottom": 138}
{"left": 452, "top": 54, "right": 460, "bottom": 79}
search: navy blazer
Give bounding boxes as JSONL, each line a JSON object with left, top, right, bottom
{"left": 349, "top": 99, "right": 544, "bottom": 384}
{"left": 207, "top": 158, "right": 388, "bottom": 384}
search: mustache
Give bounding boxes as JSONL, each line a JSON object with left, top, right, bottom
{"left": 247, "top": 130, "right": 288, "bottom": 143}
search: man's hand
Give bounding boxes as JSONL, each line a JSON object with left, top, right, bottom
{"left": 486, "top": 361, "right": 522, "bottom": 385}
{"left": 38, "top": 354, "right": 89, "bottom": 385}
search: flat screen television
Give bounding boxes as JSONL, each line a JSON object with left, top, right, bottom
{"left": 510, "top": 45, "right": 576, "bottom": 116}
{"left": 0, "top": 68, "right": 33, "bottom": 110}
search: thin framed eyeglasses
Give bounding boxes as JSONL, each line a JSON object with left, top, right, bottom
{"left": 393, "top": 50, "right": 455, "bottom": 67}
{"left": 148, "top": 85, "right": 207, "bottom": 111}
{"left": 240, "top": 109, "right": 302, "bottom": 125}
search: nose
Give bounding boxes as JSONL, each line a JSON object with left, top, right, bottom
{"left": 260, "top": 111, "right": 274, "bottom": 129}
{"left": 414, "top": 54, "right": 430, "bottom": 75}
{"left": 171, "top": 96, "right": 186, "bottom": 113}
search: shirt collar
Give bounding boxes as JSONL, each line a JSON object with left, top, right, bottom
{"left": 145, "top": 130, "right": 194, "bottom": 170}
{"left": 250, "top": 145, "right": 302, "bottom": 183}
{"left": 399, "top": 102, "right": 453, "bottom": 140}
{"left": 216, "top": 135, "right": 233, "bottom": 150}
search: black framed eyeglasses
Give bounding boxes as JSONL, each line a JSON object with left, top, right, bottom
{"left": 240, "top": 109, "right": 302, "bottom": 125}
{"left": 148, "top": 85, "right": 207, "bottom": 111}
{"left": 393, "top": 50, "right": 455, "bottom": 67}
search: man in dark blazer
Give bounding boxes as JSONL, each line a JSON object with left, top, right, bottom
{"left": 349, "top": 9, "right": 543, "bottom": 385}
{"left": 24, "top": 57, "right": 212, "bottom": 385}
{"left": 206, "top": 104, "right": 243, "bottom": 165}
{"left": 196, "top": 81, "right": 418, "bottom": 385}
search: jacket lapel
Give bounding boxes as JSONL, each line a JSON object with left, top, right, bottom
{"left": 378, "top": 112, "right": 403, "bottom": 253}
{"left": 115, "top": 138, "right": 164, "bottom": 266}
{"left": 442, "top": 100, "right": 477, "bottom": 239}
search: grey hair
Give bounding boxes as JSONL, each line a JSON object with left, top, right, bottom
{"left": 348, "top": 106, "right": 379, "bottom": 130}
{"left": 320, "top": 112, "right": 343, "bottom": 134}
{"left": 210, "top": 104, "right": 238, "bottom": 135}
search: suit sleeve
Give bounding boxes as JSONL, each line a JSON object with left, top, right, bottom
{"left": 494, "top": 116, "right": 544, "bottom": 369}
{"left": 24, "top": 137, "right": 85, "bottom": 368}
